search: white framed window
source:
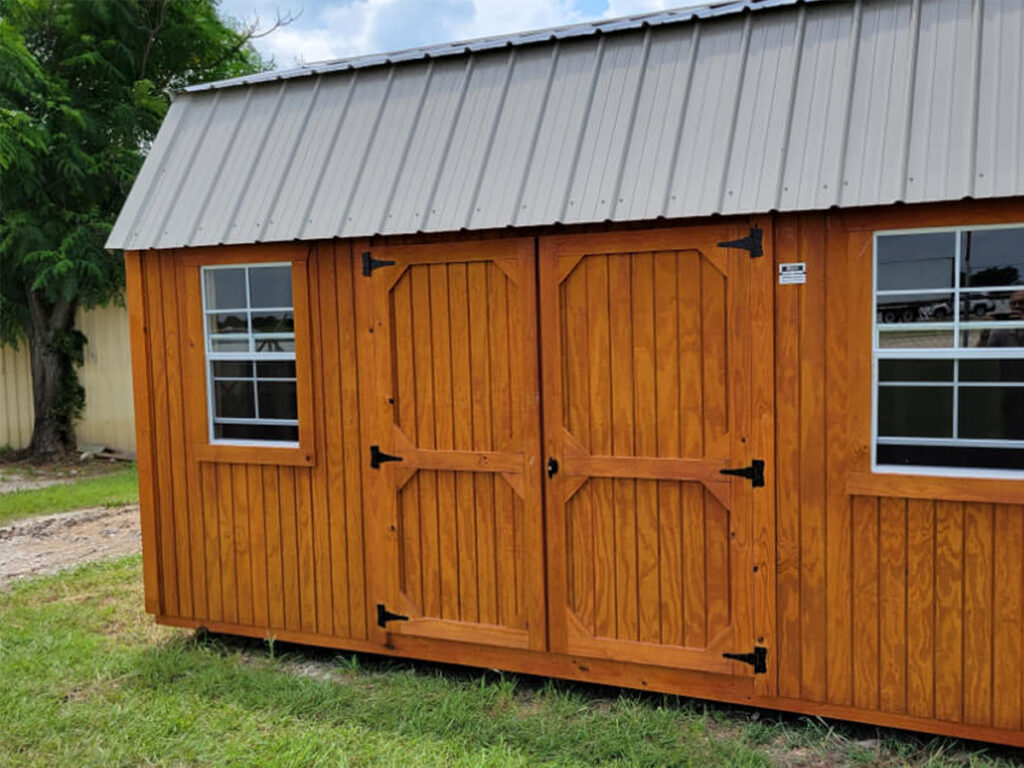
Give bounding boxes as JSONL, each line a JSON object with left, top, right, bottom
{"left": 872, "top": 224, "right": 1024, "bottom": 477}
{"left": 201, "top": 263, "right": 298, "bottom": 445}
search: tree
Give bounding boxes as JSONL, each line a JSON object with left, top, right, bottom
{"left": 0, "top": 0, "right": 287, "bottom": 456}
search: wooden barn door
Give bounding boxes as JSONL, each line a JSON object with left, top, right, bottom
{"left": 363, "top": 239, "right": 546, "bottom": 651}
{"left": 539, "top": 227, "right": 762, "bottom": 676}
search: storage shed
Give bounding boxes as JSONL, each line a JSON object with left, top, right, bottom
{"left": 108, "top": 0, "right": 1024, "bottom": 747}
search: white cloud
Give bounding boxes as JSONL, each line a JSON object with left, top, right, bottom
{"left": 218, "top": 0, "right": 683, "bottom": 68}
{"left": 603, "top": 0, "right": 672, "bottom": 18}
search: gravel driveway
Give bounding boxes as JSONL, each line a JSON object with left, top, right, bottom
{"left": 0, "top": 505, "right": 142, "bottom": 589}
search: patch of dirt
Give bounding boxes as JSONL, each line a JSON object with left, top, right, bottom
{"left": 0, "top": 505, "right": 141, "bottom": 589}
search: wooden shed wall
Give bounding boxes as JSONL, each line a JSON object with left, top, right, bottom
{"left": 772, "top": 203, "right": 1024, "bottom": 738}
{"left": 126, "top": 199, "right": 1024, "bottom": 746}
{"left": 126, "top": 243, "right": 370, "bottom": 642}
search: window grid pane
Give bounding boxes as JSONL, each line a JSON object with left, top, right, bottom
{"left": 202, "top": 264, "right": 298, "bottom": 444}
{"left": 874, "top": 225, "right": 1024, "bottom": 472}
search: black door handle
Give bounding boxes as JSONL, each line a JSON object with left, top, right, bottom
{"left": 719, "top": 459, "right": 765, "bottom": 487}
{"left": 546, "top": 457, "right": 559, "bottom": 478}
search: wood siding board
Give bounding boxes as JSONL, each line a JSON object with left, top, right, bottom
{"left": 878, "top": 497, "right": 907, "bottom": 715}
{"left": 124, "top": 252, "right": 161, "bottom": 615}
{"left": 563, "top": 257, "right": 595, "bottom": 633}
{"left": 429, "top": 264, "right": 460, "bottom": 622}
{"left": 247, "top": 464, "right": 269, "bottom": 627}
{"left": 216, "top": 463, "right": 237, "bottom": 624}
{"left": 232, "top": 463, "right": 254, "bottom": 626}
{"left": 338, "top": 243, "right": 368, "bottom": 639}
{"left": 411, "top": 265, "right": 442, "bottom": 618}
{"left": 963, "top": 502, "right": 993, "bottom": 727}
{"left": 263, "top": 466, "right": 285, "bottom": 630}
{"left": 173, "top": 261, "right": 207, "bottom": 619}
{"left": 149, "top": 256, "right": 179, "bottom": 616}
{"left": 608, "top": 254, "right": 638, "bottom": 641}
{"left": 587, "top": 257, "right": 617, "bottom": 639}
{"left": 774, "top": 217, "right": 801, "bottom": 699}
{"left": 797, "top": 214, "right": 827, "bottom": 704}
{"left": 992, "top": 504, "right": 1023, "bottom": 732}
{"left": 468, "top": 261, "right": 498, "bottom": 626}
{"left": 278, "top": 466, "right": 301, "bottom": 631}
{"left": 448, "top": 263, "right": 480, "bottom": 623}
{"left": 318, "top": 250, "right": 347, "bottom": 636}
{"left": 202, "top": 462, "right": 224, "bottom": 622}
{"left": 934, "top": 500, "right": 964, "bottom": 723}
{"left": 160, "top": 256, "right": 193, "bottom": 618}
{"left": 825, "top": 215, "right": 853, "bottom": 708}
{"left": 306, "top": 250, "right": 333, "bottom": 636}
{"left": 654, "top": 251, "right": 682, "bottom": 647}
{"left": 906, "top": 499, "right": 935, "bottom": 720}
{"left": 296, "top": 468, "right": 318, "bottom": 634}
{"left": 852, "top": 495, "right": 880, "bottom": 711}
{"left": 631, "top": 253, "right": 660, "bottom": 645}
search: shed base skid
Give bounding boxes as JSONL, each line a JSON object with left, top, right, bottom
{"left": 158, "top": 614, "right": 1024, "bottom": 749}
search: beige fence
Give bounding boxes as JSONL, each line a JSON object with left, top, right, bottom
{"left": 0, "top": 304, "right": 136, "bottom": 453}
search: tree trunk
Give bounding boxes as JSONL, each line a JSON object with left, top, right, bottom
{"left": 24, "top": 291, "right": 77, "bottom": 458}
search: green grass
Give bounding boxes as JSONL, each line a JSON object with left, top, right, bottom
{"left": 1, "top": 558, "right": 1019, "bottom": 768}
{"left": 0, "top": 464, "right": 138, "bottom": 524}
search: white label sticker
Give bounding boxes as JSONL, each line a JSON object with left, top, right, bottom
{"left": 778, "top": 262, "right": 806, "bottom": 285}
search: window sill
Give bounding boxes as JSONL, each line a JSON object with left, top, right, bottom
{"left": 193, "top": 442, "right": 315, "bottom": 467}
{"left": 847, "top": 470, "right": 1024, "bottom": 505}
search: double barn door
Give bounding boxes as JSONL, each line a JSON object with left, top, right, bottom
{"left": 363, "top": 226, "right": 766, "bottom": 678}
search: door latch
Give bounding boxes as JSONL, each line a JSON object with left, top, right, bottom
{"left": 546, "top": 457, "right": 559, "bottom": 478}
{"left": 719, "top": 459, "right": 765, "bottom": 487}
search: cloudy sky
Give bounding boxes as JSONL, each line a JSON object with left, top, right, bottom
{"left": 218, "top": 0, "right": 698, "bottom": 67}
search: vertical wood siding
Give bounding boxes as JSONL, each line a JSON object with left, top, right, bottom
{"left": 773, "top": 210, "right": 1024, "bottom": 733}
{"left": 127, "top": 202, "right": 1024, "bottom": 745}
{"left": 134, "top": 243, "right": 369, "bottom": 641}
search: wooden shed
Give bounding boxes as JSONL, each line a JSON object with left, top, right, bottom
{"left": 108, "top": 0, "right": 1024, "bottom": 747}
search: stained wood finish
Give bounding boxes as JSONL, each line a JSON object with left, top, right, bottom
{"left": 539, "top": 228, "right": 760, "bottom": 676}
{"left": 131, "top": 242, "right": 370, "bottom": 640}
{"left": 126, "top": 199, "right": 1024, "bottom": 747}
{"left": 772, "top": 201, "right": 1024, "bottom": 739}
{"left": 363, "top": 239, "right": 546, "bottom": 651}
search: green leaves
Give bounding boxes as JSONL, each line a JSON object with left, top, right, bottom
{"left": 0, "top": 0, "right": 272, "bottom": 450}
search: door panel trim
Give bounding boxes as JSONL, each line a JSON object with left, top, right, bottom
{"left": 538, "top": 224, "right": 766, "bottom": 676}
{"left": 362, "top": 237, "right": 547, "bottom": 652}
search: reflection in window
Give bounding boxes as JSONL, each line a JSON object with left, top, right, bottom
{"left": 202, "top": 264, "right": 298, "bottom": 444}
{"left": 874, "top": 225, "right": 1024, "bottom": 473}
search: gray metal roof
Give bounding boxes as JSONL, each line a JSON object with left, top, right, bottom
{"left": 107, "top": 0, "right": 1024, "bottom": 251}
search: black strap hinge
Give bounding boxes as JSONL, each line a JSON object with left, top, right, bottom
{"left": 376, "top": 603, "right": 409, "bottom": 628}
{"left": 369, "top": 445, "right": 403, "bottom": 469}
{"left": 362, "top": 250, "right": 396, "bottom": 276}
{"left": 717, "top": 227, "right": 763, "bottom": 258}
{"left": 722, "top": 646, "right": 767, "bottom": 674}
{"left": 719, "top": 459, "right": 765, "bottom": 487}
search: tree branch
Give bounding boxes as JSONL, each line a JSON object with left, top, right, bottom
{"left": 201, "top": 8, "right": 301, "bottom": 75}
{"left": 138, "top": 0, "right": 171, "bottom": 80}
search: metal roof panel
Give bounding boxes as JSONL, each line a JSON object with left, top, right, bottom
{"left": 108, "top": 0, "right": 1024, "bottom": 252}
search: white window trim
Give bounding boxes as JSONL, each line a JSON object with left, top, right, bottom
{"left": 871, "top": 223, "right": 1024, "bottom": 479}
{"left": 201, "top": 263, "right": 299, "bottom": 448}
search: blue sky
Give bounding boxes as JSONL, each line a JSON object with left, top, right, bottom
{"left": 218, "top": 0, "right": 698, "bottom": 67}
